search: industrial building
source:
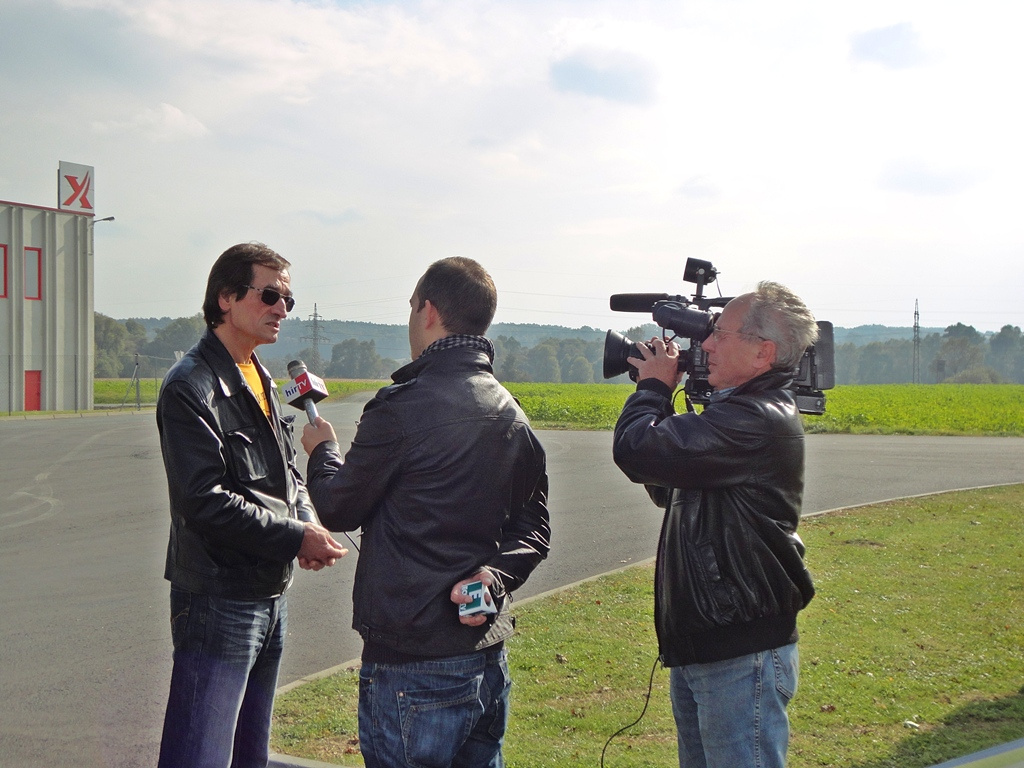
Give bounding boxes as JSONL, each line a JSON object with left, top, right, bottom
{"left": 1, "top": 162, "right": 101, "bottom": 412}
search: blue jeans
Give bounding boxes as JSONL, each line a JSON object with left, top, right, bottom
{"left": 669, "top": 643, "right": 798, "bottom": 768}
{"left": 157, "top": 587, "right": 288, "bottom": 768}
{"left": 358, "top": 646, "right": 511, "bottom": 768}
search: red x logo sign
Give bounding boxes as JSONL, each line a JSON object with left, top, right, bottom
{"left": 62, "top": 173, "right": 93, "bottom": 210}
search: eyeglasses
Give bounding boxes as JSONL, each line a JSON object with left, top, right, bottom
{"left": 244, "top": 284, "right": 295, "bottom": 312}
{"left": 709, "top": 325, "right": 767, "bottom": 343}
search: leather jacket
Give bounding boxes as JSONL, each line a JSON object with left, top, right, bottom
{"left": 613, "top": 370, "right": 815, "bottom": 666}
{"left": 157, "top": 329, "right": 317, "bottom": 599}
{"left": 306, "top": 345, "right": 550, "bottom": 658}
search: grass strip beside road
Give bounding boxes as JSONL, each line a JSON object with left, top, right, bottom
{"left": 271, "top": 484, "right": 1024, "bottom": 767}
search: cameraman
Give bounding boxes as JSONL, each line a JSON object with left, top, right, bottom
{"left": 612, "top": 281, "right": 818, "bottom": 768}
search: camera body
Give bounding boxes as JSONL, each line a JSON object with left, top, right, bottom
{"left": 604, "top": 258, "right": 835, "bottom": 415}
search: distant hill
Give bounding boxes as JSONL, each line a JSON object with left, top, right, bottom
{"left": 122, "top": 316, "right": 617, "bottom": 363}
{"left": 832, "top": 324, "right": 945, "bottom": 345}
{"left": 122, "top": 315, "right": 951, "bottom": 358}
{"left": 274, "top": 319, "right": 620, "bottom": 362}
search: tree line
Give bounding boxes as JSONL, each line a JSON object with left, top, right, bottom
{"left": 94, "top": 313, "right": 1024, "bottom": 386}
{"left": 95, "top": 314, "right": 206, "bottom": 378}
{"left": 836, "top": 323, "right": 1024, "bottom": 384}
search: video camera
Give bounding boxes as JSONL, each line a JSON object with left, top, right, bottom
{"left": 603, "top": 258, "right": 835, "bottom": 415}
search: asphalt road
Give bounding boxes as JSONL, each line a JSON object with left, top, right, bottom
{"left": 1, "top": 396, "right": 1022, "bottom": 768}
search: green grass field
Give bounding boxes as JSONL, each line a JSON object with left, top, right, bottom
{"left": 503, "top": 382, "right": 1024, "bottom": 436}
{"left": 271, "top": 485, "right": 1024, "bottom": 767}
{"left": 74, "top": 378, "right": 1024, "bottom": 765}
{"left": 93, "top": 377, "right": 163, "bottom": 405}
{"left": 75, "top": 381, "right": 1024, "bottom": 439}
{"left": 90, "top": 378, "right": 388, "bottom": 406}
{"left": 802, "top": 384, "right": 1024, "bottom": 436}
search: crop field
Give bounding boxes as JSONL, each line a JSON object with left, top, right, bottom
{"left": 91, "top": 377, "right": 388, "bottom": 406}
{"left": 505, "top": 382, "right": 636, "bottom": 429}
{"left": 801, "top": 384, "right": 1024, "bottom": 436}
{"left": 82, "top": 381, "right": 1024, "bottom": 437}
{"left": 506, "top": 382, "right": 1024, "bottom": 436}
{"left": 94, "top": 377, "right": 162, "bottom": 405}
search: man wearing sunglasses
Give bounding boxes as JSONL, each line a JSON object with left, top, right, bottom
{"left": 612, "top": 282, "right": 819, "bottom": 768}
{"left": 155, "top": 242, "right": 348, "bottom": 768}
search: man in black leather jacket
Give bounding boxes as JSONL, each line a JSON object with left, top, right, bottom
{"left": 613, "top": 281, "right": 818, "bottom": 768}
{"left": 301, "top": 257, "right": 550, "bottom": 768}
{"left": 156, "top": 243, "right": 347, "bottom": 768}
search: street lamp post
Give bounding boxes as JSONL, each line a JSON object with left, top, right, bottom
{"left": 86, "top": 215, "right": 115, "bottom": 412}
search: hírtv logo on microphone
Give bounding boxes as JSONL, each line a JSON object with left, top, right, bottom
{"left": 284, "top": 372, "right": 325, "bottom": 399}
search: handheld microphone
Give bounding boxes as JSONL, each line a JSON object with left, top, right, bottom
{"left": 284, "top": 360, "right": 328, "bottom": 424}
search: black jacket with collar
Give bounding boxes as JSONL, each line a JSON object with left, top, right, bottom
{"left": 305, "top": 344, "right": 551, "bottom": 658}
{"left": 157, "top": 329, "right": 316, "bottom": 599}
{"left": 613, "top": 369, "right": 815, "bottom": 666}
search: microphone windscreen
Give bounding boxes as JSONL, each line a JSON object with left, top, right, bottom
{"left": 283, "top": 368, "right": 328, "bottom": 408}
{"left": 609, "top": 293, "right": 671, "bottom": 313}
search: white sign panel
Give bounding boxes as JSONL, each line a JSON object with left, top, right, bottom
{"left": 58, "top": 161, "right": 95, "bottom": 213}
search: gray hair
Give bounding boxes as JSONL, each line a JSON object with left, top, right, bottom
{"left": 740, "top": 281, "right": 819, "bottom": 371}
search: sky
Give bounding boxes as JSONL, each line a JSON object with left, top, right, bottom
{"left": 2, "top": 0, "right": 1022, "bottom": 334}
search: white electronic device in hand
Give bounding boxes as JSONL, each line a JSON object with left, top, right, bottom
{"left": 458, "top": 580, "right": 497, "bottom": 616}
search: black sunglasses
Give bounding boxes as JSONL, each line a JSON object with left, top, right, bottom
{"left": 244, "top": 284, "right": 295, "bottom": 312}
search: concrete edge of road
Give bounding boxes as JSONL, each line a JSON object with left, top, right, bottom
{"left": 270, "top": 755, "right": 346, "bottom": 768}
{"left": 800, "top": 481, "right": 1024, "bottom": 520}
{"left": 0, "top": 407, "right": 155, "bottom": 420}
{"left": 274, "top": 554, "right": 661, "bottom": 697}
{"left": 270, "top": 488, "right": 1024, "bottom": 768}
{"left": 926, "top": 738, "right": 1024, "bottom": 768}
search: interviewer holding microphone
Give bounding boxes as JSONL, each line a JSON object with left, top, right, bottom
{"left": 300, "top": 257, "right": 550, "bottom": 768}
{"left": 155, "top": 242, "right": 347, "bottom": 768}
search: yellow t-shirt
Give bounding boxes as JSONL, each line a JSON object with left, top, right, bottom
{"left": 238, "top": 361, "right": 271, "bottom": 419}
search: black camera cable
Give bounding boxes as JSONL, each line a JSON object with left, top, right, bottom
{"left": 672, "top": 387, "right": 695, "bottom": 414}
{"left": 599, "top": 654, "right": 661, "bottom": 767}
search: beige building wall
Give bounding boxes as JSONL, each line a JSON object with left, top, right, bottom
{"left": 0, "top": 200, "right": 94, "bottom": 412}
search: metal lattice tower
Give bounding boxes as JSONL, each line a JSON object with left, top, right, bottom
{"left": 913, "top": 299, "right": 921, "bottom": 384}
{"left": 301, "top": 303, "right": 330, "bottom": 375}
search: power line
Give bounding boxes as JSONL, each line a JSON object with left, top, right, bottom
{"left": 913, "top": 299, "right": 921, "bottom": 384}
{"left": 300, "top": 304, "right": 330, "bottom": 375}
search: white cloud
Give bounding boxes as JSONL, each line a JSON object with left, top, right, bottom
{"left": 92, "top": 103, "right": 209, "bottom": 142}
{"left": 2, "top": 0, "right": 1021, "bottom": 334}
{"left": 677, "top": 176, "right": 721, "bottom": 200}
{"left": 850, "top": 22, "right": 927, "bottom": 69}
{"left": 878, "top": 159, "right": 979, "bottom": 196}
{"left": 550, "top": 48, "right": 657, "bottom": 104}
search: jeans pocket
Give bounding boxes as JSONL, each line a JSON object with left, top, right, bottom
{"left": 772, "top": 644, "right": 799, "bottom": 701}
{"left": 485, "top": 653, "right": 512, "bottom": 741}
{"left": 168, "top": 588, "right": 196, "bottom": 651}
{"left": 399, "top": 677, "right": 480, "bottom": 768}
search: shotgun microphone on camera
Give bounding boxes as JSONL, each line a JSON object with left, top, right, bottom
{"left": 609, "top": 293, "right": 672, "bottom": 313}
